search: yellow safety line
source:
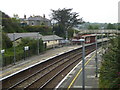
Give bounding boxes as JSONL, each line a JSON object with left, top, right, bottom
{"left": 67, "top": 53, "right": 96, "bottom": 89}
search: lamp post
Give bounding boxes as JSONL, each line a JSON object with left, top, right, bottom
{"left": 24, "top": 46, "right": 29, "bottom": 60}
{"left": 79, "top": 38, "right": 85, "bottom": 90}
{"left": 13, "top": 33, "right": 16, "bottom": 65}
{"left": 43, "top": 42, "right": 46, "bottom": 50}
{"left": 101, "top": 29, "right": 104, "bottom": 56}
{"left": 1, "top": 49, "right": 5, "bottom": 66}
{"left": 107, "top": 30, "right": 109, "bottom": 49}
{"left": 65, "top": 30, "right": 68, "bottom": 46}
{"left": 37, "top": 32, "right": 40, "bottom": 55}
{"left": 95, "top": 34, "right": 98, "bottom": 77}
{"left": 53, "top": 31, "right": 55, "bottom": 49}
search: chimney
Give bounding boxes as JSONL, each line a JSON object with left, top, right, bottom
{"left": 43, "top": 14, "right": 45, "bottom": 18}
{"left": 24, "top": 15, "right": 26, "bottom": 19}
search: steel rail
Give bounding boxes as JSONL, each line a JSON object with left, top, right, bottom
{"left": 8, "top": 49, "right": 81, "bottom": 89}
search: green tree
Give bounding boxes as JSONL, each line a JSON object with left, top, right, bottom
{"left": 118, "top": 23, "right": 120, "bottom": 30}
{"left": 52, "top": 25, "right": 65, "bottom": 38}
{"left": 99, "top": 36, "right": 120, "bottom": 89}
{"left": 51, "top": 8, "right": 83, "bottom": 35}
{"left": 2, "top": 33, "right": 13, "bottom": 49}
{"left": 1, "top": 11, "right": 25, "bottom": 33}
{"left": 19, "top": 38, "right": 44, "bottom": 54}
{"left": 88, "top": 25, "right": 99, "bottom": 30}
{"left": 106, "top": 23, "right": 116, "bottom": 29}
{"left": 24, "top": 25, "right": 52, "bottom": 35}
{"left": 88, "top": 25, "right": 94, "bottom": 30}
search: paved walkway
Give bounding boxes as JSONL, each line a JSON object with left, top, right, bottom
{"left": 0, "top": 45, "right": 81, "bottom": 79}
{"left": 55, "top": 48, "right": 103, "bottom": 89}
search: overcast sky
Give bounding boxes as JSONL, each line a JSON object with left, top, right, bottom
{"left": 0, "top": 0, "right": 119, "bottom": 23}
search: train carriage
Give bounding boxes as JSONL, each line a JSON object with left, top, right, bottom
{"left": 72, "top": 34, "right": 96, "bottom": 44}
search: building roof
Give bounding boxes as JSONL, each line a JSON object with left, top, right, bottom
{"left": 7, "top": 32, "right": 42, "bottom": 41}
{"left": 28, "top": 16, "right": 50, "bottom": 21}
{"left": 42, "top": 35, "right": 63, "bottom": 41}
{"left": 7, "top": 33, "right": 63, "bottom": 42}
{"left": 81, "top": 34, "right": 96, "bottom": 38}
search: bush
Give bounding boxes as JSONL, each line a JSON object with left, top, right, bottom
{"left": 23, "top": 25, "right": 52, "bottom": 35}
{"left": 2, "top": 33, "right": 13, "bottom": 49}
{"left": 2, "top": 38, "right": 45, "bottom": 66}
{"left": 99, "top": 36, "right": 120, "bottom": 89}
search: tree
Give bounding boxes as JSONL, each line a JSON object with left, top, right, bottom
{"left": 106, "top": 23, "right": 116, "bottom": 29}
{"left": 24, "top": 25, "right": 52, "bottom": 35}
{"left": 88, "top": 24, "right": 99, "bottom": 30}
{"left": 2, "top": 11, "right": 24, "bottom": 33}
{"left": 51, "top": 8, "right": 83, "bottom": 36}
{"left": 99, "top": 36, "right": 120, "bottom": 89}
{"left": 118, "top": 23, "right": 120, "bottom": 30}
{"left": 2, "top": 33, "right": 13, "bottom": 49}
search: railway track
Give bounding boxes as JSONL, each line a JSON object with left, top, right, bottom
{"left": 1, "top": 44, "right": 97, "bottom": 89}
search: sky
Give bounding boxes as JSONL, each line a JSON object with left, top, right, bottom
{"left": 0, "top": 0, "right": 120, "bottom": 23}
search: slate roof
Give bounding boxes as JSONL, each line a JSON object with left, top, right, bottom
{"left": 7, "top": 33, "right": 63, "bottom": 41}
{"left": 7, "top": 32, "right": 42, "bottom": 41}
{"left": 42, "top": 35, "right": 63, "bottom": 41}
{"left": 81, "top": 34, "right": 96, "bottom": 38}
{"left": 28, "top": 16, "right": 50, "bottom": 21}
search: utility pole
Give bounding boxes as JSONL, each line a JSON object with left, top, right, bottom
{"left": 66, "top": 30, "right": 68, "bottom": 46}
{"left": 95, "top": 33, "right": 98, "bottom": 77}
{"left": 107, "top": 30, "right": 109, "bottom": 49}
{"left": 101, "top": 29, "right": 104, "bottom": 56}
{"left": 13, "top": 33, "right": 16, "bottom": 65}
{"left": 37, "top": 32, "right": 39, "bottom": 55}
{"left": 1, "top": 49, "right": 5, "bottom": 66}
{"left": 53, "top": 31, "right": 55, "bottom": 49}
{"left": 80, "top": 39, "right": 85, "bottom": 90}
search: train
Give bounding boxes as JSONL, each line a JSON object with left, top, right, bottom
{"left": 72, "top": 34, "right": 96, "bottom": 44}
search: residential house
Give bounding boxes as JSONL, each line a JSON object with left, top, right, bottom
{"left": 7, "top": 32, "right": 42, "bottom": 46}
{"left": 42, "top": 35, "right": 64, "bottom": 48}
{"left": 7, "top": 33, "right": 64, "bottom": 48}
{"left": 27, "top": 15, "right": 51, "bottom": 26}
{"left": 20, "top": 14, "right": 51, "bottom": 26}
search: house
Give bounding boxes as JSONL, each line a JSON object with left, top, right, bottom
{"left": 20, "top": 14, "right": 51, "bottom": 26}
{"left": 7, "top": 33, "right": 64, "bottom": 48}
{"left": 7, "top": 32, "right": 42, "bottom": 46}
{"left": 42, "top": 35, "right": 64, "bottom": 48}
{"left": 27, "top": 15, "right": 51, "bottom": 26}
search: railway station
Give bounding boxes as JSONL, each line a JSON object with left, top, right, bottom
{"left": 1, "top": 1, "right": 120, "bottom": 89}
{"left": 0, "top": 36, "right": 110, "bottom": 89}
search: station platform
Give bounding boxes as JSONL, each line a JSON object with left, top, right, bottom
{"left": 55, "top": 47, "right": 103, "bottom": 89}
{"left": 0, "top": 45, "right": 81, "bottom": 79}
{"left": 0, "top": 37, "right": 108, "bottom": 81}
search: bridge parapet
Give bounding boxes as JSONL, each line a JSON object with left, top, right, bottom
{"left": 78, "top": 29, "right": 120, "bottom": 34}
